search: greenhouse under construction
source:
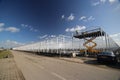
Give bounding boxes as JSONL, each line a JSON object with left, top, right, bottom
{"left": 13, "top": 28, "right": 119, "bottom": 56}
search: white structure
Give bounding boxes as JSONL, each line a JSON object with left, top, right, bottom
{"left": 13, "top": 30, "right": 119, "bottom": 54}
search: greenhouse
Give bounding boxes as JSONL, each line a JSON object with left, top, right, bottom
{"left": 13, "top": 28, "right": 119, "bottom": 56}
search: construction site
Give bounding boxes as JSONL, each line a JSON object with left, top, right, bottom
{"left": 0, "top": 0, "right": 120, "bottom": 80}
{"left": 13, "top": 27, "right": 120, "bottom": 57}
{"left": 0, "top": 27, "right": 120, "bottom": 80}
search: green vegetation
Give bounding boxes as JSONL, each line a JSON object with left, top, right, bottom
{"left": 0, "top": 50, "right": 13, "bottom": 59}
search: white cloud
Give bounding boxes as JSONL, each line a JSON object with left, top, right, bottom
{"left": 21, "top": 24, "right": 28, "bottom": 28}
{"left": 38, "top": 35, "right": 56, "bottom": 40}
{"left": 69, "top": 28, "right": 75, "bottom": 32}
{"left": 100, "top": 0, "right": 107, "bottom": 3}
{"left": 92, "top": 0, "right": 118, "bottom": 6}
{"left": 67, "top": 13, "right": 75, "bottom": 21}
{"left": 80, "top": 16, "right": 95, "bottom": 22}
{"left": 110, "top": 33, "right": 120, "bottom": 37}
{"left": 5, "top": 27, "right": 20, "bottom": 33}
{"left": 38, "top": 35, "right": 48, "bottom": 39}
{"left": 61, "top": 15, "right": 65, "bottom": 19}
{"left": 21, "top": 24, "right": 38, "bottom": 32}
{"left": 24, "top": 24, "right": 28, "bottom": 27}
{"left": 34, "top": 29, "right": 38, "bottom": 32}
{"left": 0, "top": 27, "right": 4, "bottom": 32}
{"left": 92, "top": 1, "right": 100, "bottom": 6}
{"left": 109, "top": 0, "right": 117, "bottom": 4}
{"left": 88, "top": 16, "right": 95, "bottom": 21}
{"left": 0, "top": 22, "right": 20, "bottom": 33}
{"left": 110, "top": 33, "right": 120, "bottom": 46}
{"left": 21, "top": 24, "right": 24, "bottom": 27}
{"left": 75, "top": 25, "right": 86, "bottom": 31}
{"left": 0, "top": 40, "right": 24, "bottom": 48}
{"left": 0, "top": 23, "right": 5, "bottom": 27}
{"left": 65, "top": 28, "right": 69, "bottom": 32}
{"left": 50, "top": 35, "right": 56, "bottom": 38}
{"left": 0, "top": 25, "right": 20, "bottom": 33}
{"left": 6, "top": 40, "right": 23, "bottom": 45}
{"left": 65, "top": 25, "right": 86, "bottom": 32}
{"left": 30, "top": 27, "right": 33, "bottom": 31}
{"left": 79, "top": 16, "right": 86, "bottom": 20}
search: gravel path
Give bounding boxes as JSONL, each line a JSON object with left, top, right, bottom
{"left": 12, "top": 51, "right": 120, "bottom": 80}
{"left": 0, "top": 58, "right": 25, "bottom": 80}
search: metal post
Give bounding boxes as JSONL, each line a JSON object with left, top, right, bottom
{"left": 105, "top": 32, "right": 108, "bottom": 51}
{"left": 100, "top": 28, "right": 104, "bottom": 51}
{"left": 57, "top": 37, "right": 59, "bottom": 54}
{"left": 107, "top": 34, "right": 110, "bottom": 51}
{"left": 72, "top": 33, "right": 74, "bottom": 52}
{"left": 64, "top": 36, "right": 66, "bottom": 54}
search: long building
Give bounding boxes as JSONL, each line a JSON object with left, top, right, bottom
{"left": 13, "top": 28, "right": 119, "bottom": 55}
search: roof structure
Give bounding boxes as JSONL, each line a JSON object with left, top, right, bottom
{"left": 74, "top": 28, "right": 105, "bottom": 39}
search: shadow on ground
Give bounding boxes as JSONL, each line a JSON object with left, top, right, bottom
{"left": 18, "top": 51, "right": 120, "bottom": 70}
{"left": 84, "top": 59, "right": 120, "bottom": 69}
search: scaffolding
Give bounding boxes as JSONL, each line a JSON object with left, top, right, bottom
{"left": 74, "top": 28, "right": 119, "bottom": 55}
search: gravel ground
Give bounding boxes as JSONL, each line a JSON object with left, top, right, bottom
{"left": 0, "top": 58, "right": 25, "bottom": 80}
{"left": 12, "top": 51, "right": 120, "bottom": 80}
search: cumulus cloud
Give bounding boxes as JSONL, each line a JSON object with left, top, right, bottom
{"left": 21, "top": 24, "right": 24, "bottom": 27}
{"left": 38, "top": 35, "right": 48, "bottom": 39}
{"left": 5, "top": 27, "right": 20, "bottom": 33}
{"left": 100, "top": 0, "right": 107, "bottom": 3}
{"left": 0, "top": 27, "right": 4, "bottom": 32}
{"left": 0, "top": 22, "right": 20, "bottom": 33}
{"left": 0, "top": 40, "right": 24, "bottom": 48}
{"left": 65, "top": 25, "right": 86, "bottom": 32}
{"left": 92, "top": 0, "right": 106, "bottom": 6}
{"left": 0, "top": 23, "right": 5, "bottom": 27}
{"left": 62, "top": 14, "right": 94, "bottom": 22}
{"left": 79, "top": 16, "right": 95, "bottom": 22}
{"left": 21, "top": 24, "right": 38, "bottom": 32}
{"left": 79, "top": 16, "right": 86, "bottom": 20}
{"left": 61, "top": 15, "right": 65, "bottom": 19}
{"left": 67, "top": 13, "right": 75, "bottom": 21}
{"left": 0, "top": 23, "right": 5, "bottom": 32}
{"left": 6, "top": 40, "right": 24, "bottom": 45}
{"left": 110, "top": 33, "right": 120, "bottom": 46}
{"left": 110, "top": 33, "right": 120, "bottom": 37}
{"left": 109, "top": 0, "right": 118, "bottom": 4}
{"left": 30, "top": 28, "right": 33, "bottom": 31}
{"left": 34, "top": 29, "right": 38, "bottom": 32}
{"left": 88, "top": 16, "right": 95, "bottom": 21}
{"left": 38, "top": 35, "right": 57, "bottom": 40}
{"left": 50, "top": 35, "right": 56, "bottom": 38}
{"left": 92, "top": 0, "right": 118, "bottom": 6}
{"left": 92, "top": 1, "right": 100, "bottom": 6}
{"left": 0, "top": 26, "right": 20, "bottom": 33}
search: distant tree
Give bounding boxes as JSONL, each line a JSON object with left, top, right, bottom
{"left": 0, "top": 47, "right": 4, "bottom": 49}
{"left": 10, "top": 48, "right": 13, "bottom": 50}
{"left": 75, "top": 30, "right": 79, "bottom": 35}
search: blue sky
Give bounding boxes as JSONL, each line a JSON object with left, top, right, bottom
{"left": 0, "top": 0, "right": 120, "bottom": 48}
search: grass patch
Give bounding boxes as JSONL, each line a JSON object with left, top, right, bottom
{"left": 0, "top": 50, "right": 13, "bottom": 59}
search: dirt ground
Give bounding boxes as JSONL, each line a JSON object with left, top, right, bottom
{"left": 0, "top": 50, "right": 119, "bottom": 80}
{"left": 0, "top": 58, "right": 25, "bottom": 80}
{"left": 12, "top": 51, "right": 120, "bottom": 80}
